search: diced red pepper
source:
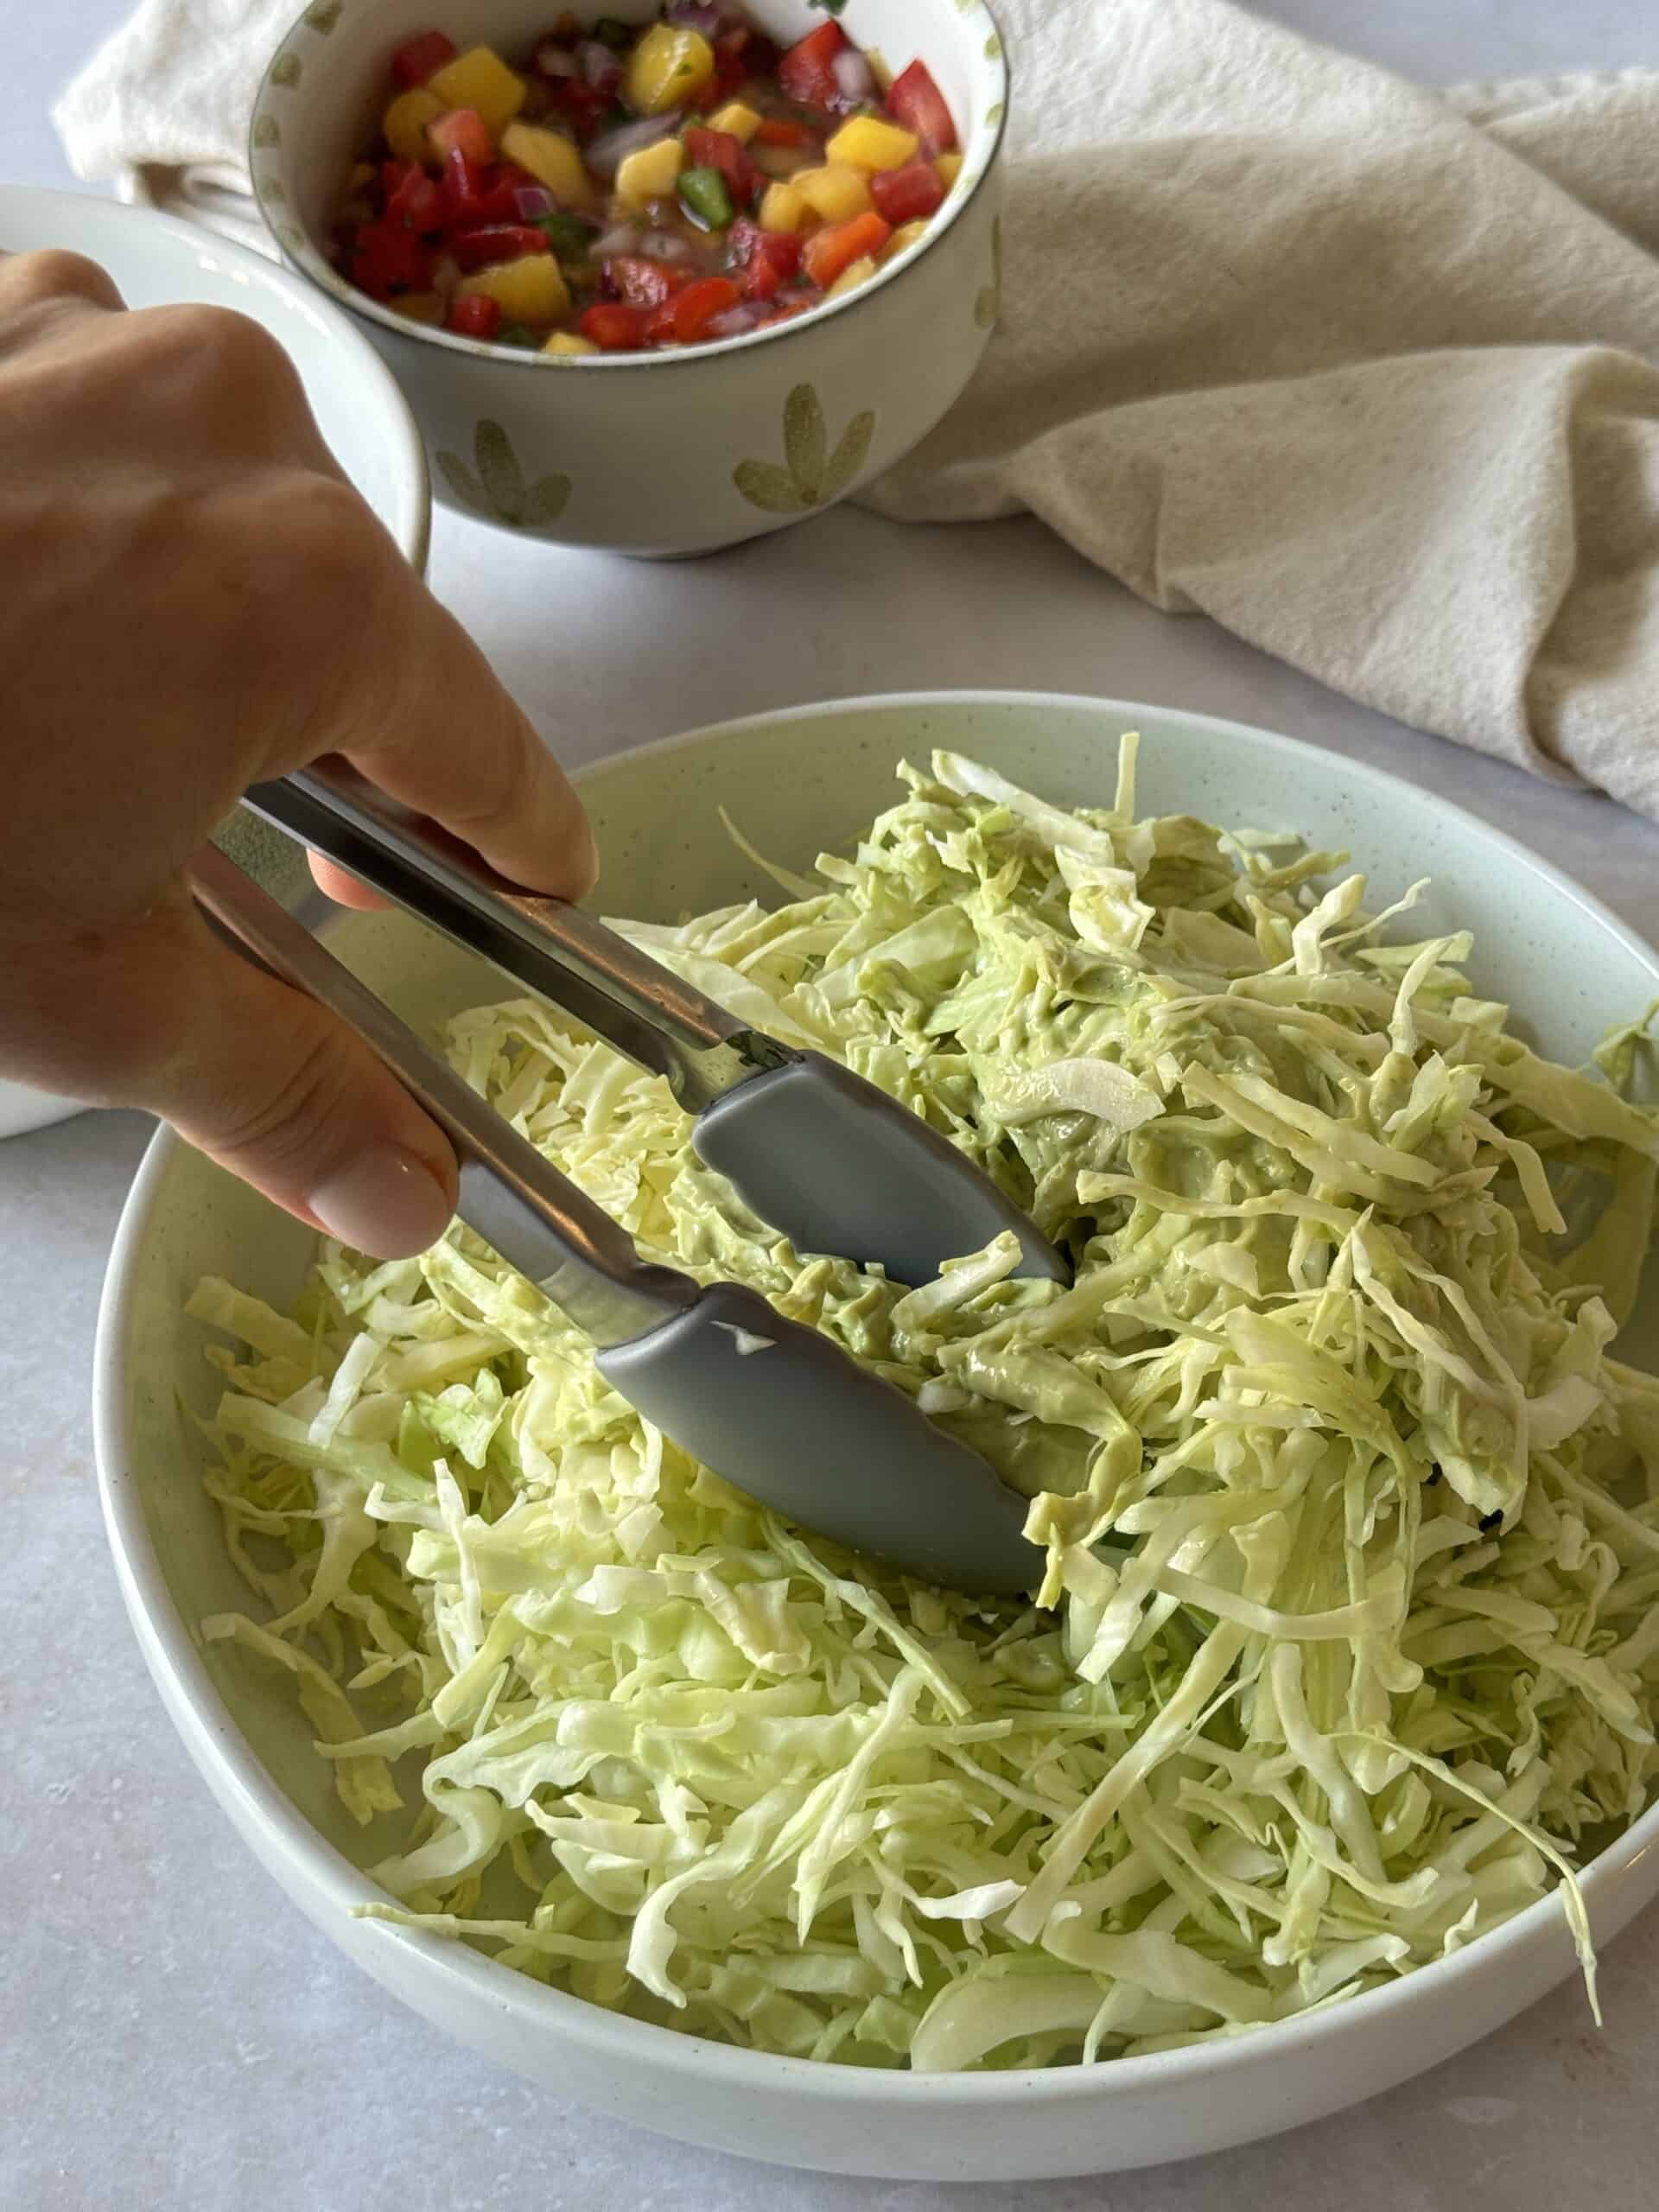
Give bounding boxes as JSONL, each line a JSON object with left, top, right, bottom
{"left": 778, "top": 20, "right": 849, "bottom": 111}
{"left": 350, "top": 218, "right": 432, "bottom": 296}
{"left": 391, "top": 30, "right": 456, "bottom": 88}
{"left": 385, "top": 161, "right": 445, "bottom": 233}
{"left": 885, "top": 60, "right": 957, "bottom": 155}
{"left": 869, "top": 158, "right": 944, "bottom": 226}
{"left": 607, "top": 254, "right": 688, "bottom": 307}
{"left": 440, "top": 149, "right": 518, "bottom": 225}
{"left": 728, "top": 216, "right": 802, "bottom": 302}
{"left": 683, "top": 127, "right": 756, "bottom": 207}
{"left": 753, "top": 117, "right": 814, "bottom": 149}
{"left": 427, "top": 106, "right": 495, "bottom": 168}
{"left": 580, "top": 302, "right": 653, "bottom": 350}
{"left": 450, "top": 224, "right": 551, "bottom": 270}
{"left": 668, "top": 275, "right": 741, "bottom": 342}
{"left": 802, "top": 211, "right": 891, "bottom": 289}
{"left": 447, "top": 293, "right": 501, "bottom": 340}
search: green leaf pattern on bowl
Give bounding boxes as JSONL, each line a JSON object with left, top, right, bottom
{"left": 437, "top": 419, "right": 571, "bottom": 531}
{"left": 270, "top": 53, "right": 302, "bottom": 90}
{"left": 734, "top": 384, "right": 875, "bottom": 515}
{"left": 251, "top": 116, "right": 281, "bottom": 150}
{"left": 304, "top": 0, "right": 343, "bottom": 29}
{"left": 975, "top": 214, "right": 1002, "bottom": 332}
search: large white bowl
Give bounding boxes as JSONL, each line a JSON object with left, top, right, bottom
{"left": 95, "top": 694, "right": 1659, "bottom": 2182}
{"left": 0, "top": 184, "right": 430, "bottom": 1142}
{"left": 251, "top": 0, "right": 1007, "bottom": 554}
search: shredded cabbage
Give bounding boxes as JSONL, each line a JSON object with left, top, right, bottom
{"left": 190, "top": 741, "right": 1659, "bottom": 2072}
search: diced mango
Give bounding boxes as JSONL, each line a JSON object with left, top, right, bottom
{"left": 826, "top": 116, "right": 918, "bottom": 173}
{"left": 708, "top": 99, "right": 762, "bottom": 143}
{"left": 614, "top": 135, "right": 684, "bottom": 210}
{"left": 392, "top": 291, "right": 445, "bottom": 324}
{"left": 935, "top": 150, "right": 963, "bottom": 190}
{"left": 792, "top": 164, "right": 872, "bottom": 221}
{"left": 882, "top": 219, "right": 930, "bottom": 262}
{"left": 544, "top": 330, "right": 599, "bottom": 356}
{"left": 456, "top": 253, "right": 569, "bottom": 324}
{"left": 501, "top": 121, "right": 594, "bottom": 207}
{"left": 758, "top": 181, "right": 808, "bottom": 234}
{"left": 624, "top": 24, "right": 714, "bottom": 116}
{"left": 383, "top": 88, "right": 444, "bottom": 167}
{"left": 426, "top": 46, "right": 526, "bottom": 138}
{"left": 825, "top": 255, "right": 878, "bottom": 299}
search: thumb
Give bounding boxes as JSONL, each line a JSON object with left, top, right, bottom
{"left": 133, "top": 896, "right": 459, "bottom": 1258}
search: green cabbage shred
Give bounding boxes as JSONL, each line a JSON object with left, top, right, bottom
{"left": 190, "top": 740, "right": 1659, "bottom": 2071}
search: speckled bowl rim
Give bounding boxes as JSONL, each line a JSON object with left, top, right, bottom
{"left": 94, "top": 690, "right": 1659, "bottom": 2119}
{"left": 250, "top": 0, "right": 1011, "bottom": 370}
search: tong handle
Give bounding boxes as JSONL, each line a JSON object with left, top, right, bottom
{"left": 243, "top": 763, "right": 771, "bottom": 1111}
{"left": 189, "top": 844, "right": 696, "bottom": 1349}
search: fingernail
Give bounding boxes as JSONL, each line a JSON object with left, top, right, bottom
{"left": 309, "top": 1146, "right": 453, "bottom": 1257}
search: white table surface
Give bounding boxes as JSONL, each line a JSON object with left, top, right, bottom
{"left": 6, "top": 5, "right": 1659, "bottom": 2208}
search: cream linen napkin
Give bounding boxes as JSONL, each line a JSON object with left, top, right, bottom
{"left": 54, "top": 0, "right": 1659, "bottom": 816}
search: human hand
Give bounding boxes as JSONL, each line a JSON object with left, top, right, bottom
{"left": 0, "top": 248, "right": 594, "bottom": 1255}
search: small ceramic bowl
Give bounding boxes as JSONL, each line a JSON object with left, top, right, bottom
{"left": 0, "top": 185, "right": 430, "bottom": 1142}
{"left": 251, "top": 0, "right": 1008, "bottom": 555}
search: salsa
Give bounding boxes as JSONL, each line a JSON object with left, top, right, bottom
{"left": 331, "top": 8, "right": 962, "bottom": 353}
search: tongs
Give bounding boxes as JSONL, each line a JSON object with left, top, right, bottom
{"left": 189, "top": 779, "right": 1055, "bottom": 1595}
{"left": 244, "top": 764, "right": 1065, "bottom": 1294}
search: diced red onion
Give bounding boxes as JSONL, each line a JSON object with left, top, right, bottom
{"left": 702, "top": 304, "right": 763, "bottom": 340}
{"left": 665, "top": 0, "right": 722, "bottom": 31}
{"left": 431, "top": 252, "right": 460, "bottom": 296}
{"left": 577, "top": 39, "right": 623, "bottom": 91}
{"left": 533, "top": 38, "right": 579, "bottom": 78}
{"left": 585, "top": 113, "right": 682, "bottom": 175}
{"left": 513, "top": 183, "right": 556, "bottom": 219}
{"left": 832, "top": 49, "right": 875, "bottom": 104}
{"left": 591, "top": 224, "right": 645, "bottom": 257}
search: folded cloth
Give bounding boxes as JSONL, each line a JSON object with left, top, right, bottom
{"left": 54, "top": 0, "right": 1659, "bottom": 816}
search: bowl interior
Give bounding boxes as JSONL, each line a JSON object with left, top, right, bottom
{"left": 102, "top": 695, "right": 1659, "bottom": 2117}
{"left": 256, "top": 0, "right": 1007, "bottom": 357}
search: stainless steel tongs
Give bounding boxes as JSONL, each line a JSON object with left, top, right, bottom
{"left": 245, "top": 763, "right": 1066, "bottom": 1293}
{"left": 190, "top": 776, "right": 1055, "bottom": 1595}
